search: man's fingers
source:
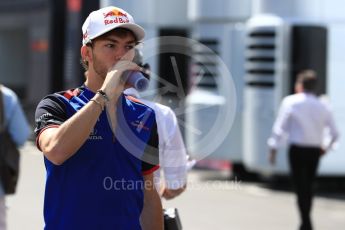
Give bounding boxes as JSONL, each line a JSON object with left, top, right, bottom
{"left": 110, "top": 60, "right": 141, "bottom": 73}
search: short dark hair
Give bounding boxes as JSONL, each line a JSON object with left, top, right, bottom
{"left": 296, "top": 69, "right": 317, "bottom": 93}
{"left": 93, "top": 27, "right": 138, "bottom": 42}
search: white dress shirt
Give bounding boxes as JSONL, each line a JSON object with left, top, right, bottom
{"left": 124, "top": 88, "right": 187, "bottom": 190}
{"left": 268, "top": 92, "right": 339, "bottom": 149}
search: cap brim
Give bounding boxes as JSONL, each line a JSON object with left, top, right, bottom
{"left": 89, "top": 23, "right": 145, "bottom": 42}
{"left": 117, "top": 24, "right": 145, "bottom": 41}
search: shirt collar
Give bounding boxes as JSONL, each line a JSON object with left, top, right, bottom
{"left": 79, "top": 85, "right": 95, "bottom": 100}
{"left": 301, "top": 92, "right": 317, "bottom": 98}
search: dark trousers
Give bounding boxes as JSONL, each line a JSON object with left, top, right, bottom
{"left": 289, "top": 145, "right": 321, "bottom": 230}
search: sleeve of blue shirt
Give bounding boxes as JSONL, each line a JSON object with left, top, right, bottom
{"left": 2, "top": 86, "right": 31, "bottom": 147}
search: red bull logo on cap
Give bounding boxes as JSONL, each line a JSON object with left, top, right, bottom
{"left": 103, "top": 9, "right": 127, "bottom": 18}
{"left": 103, "top": 8, "right": 130, "bottom": 25}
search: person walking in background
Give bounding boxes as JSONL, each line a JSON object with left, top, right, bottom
{"left": 0, "top": 85, "right": 31, "bottom": 230}
{"left": 267, "top": 70, "right": 339, "bottom": 230}
{"left": 125, "top": 49, "right": 188, "bottom": 200}
{"left": 34, "top": 6, "right": 162, "bottom": 230}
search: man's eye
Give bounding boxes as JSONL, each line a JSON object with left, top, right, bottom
{"left": 125, "top": 45, "right": 135, "bottom": 50}
{"left": 106, "top": 44, "right": 115, "bottom": 48}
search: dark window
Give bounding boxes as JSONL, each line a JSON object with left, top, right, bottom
{"left": 290, "top": 26, "right": 327, "bottom": 95}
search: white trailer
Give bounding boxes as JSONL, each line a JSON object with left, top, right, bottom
{"left": 243, "top": 0, "right": 345, "bottom": 177}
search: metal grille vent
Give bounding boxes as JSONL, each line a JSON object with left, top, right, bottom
{"left": 245, "top": 27, "right": 276, "bottom": 87}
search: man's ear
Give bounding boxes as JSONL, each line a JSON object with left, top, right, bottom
{"left": 81, "top": 45, "right": 92, "bottom": 63}
{"left": 295, "top": 82, "right": 303, "bottom": 93}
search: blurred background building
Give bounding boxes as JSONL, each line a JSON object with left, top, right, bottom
{"left": 0, "top": 0, "right": 99, "bottom": 120}
{"left": 1, "top": 0, "right": 344, "bottom": 178}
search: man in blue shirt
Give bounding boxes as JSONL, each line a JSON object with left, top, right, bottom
{"left": 34, "top": 6, "right": 163, "bottom": 230}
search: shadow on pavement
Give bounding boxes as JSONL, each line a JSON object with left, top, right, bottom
{"left": 192, "top": 168, "right": 345, "bottom": 200}
{"left": 256, "top": 175, "right": 345, "bottom": 201}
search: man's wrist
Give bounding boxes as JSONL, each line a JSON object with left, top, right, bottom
{"left": 96, "top": 89, "right": 110, "bottom": 102}
{"left": 92, "top": 94, "right": 107, "bottom": 109}
{"left": 90, "top": 98, "right": 104, "bottom": 111}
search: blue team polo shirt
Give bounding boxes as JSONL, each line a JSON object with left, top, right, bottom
{"left": 34, "top": 86, "right": 159, "bottom": 230}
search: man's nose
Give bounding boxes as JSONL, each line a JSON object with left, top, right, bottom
{"left": 115, "top": 47, "right": 128, "bottom": 60}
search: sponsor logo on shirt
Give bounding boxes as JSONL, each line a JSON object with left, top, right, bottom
{"left": 130, "top": 120, "right": 150, "bottom": 131}
{"left": 36, "top": 112, "right": 53, "bottom": 123}
{"left": 88, "top": 128, "right": 103, "bottom": 140}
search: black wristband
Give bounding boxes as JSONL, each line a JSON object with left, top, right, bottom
{"left": 96, "top": 90, "right": 110, "bottom": 102}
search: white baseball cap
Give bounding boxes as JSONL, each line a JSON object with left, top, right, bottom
{"left": 82, "top": 6, "right": 145, "bottom": 45}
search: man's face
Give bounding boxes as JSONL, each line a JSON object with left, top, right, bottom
{"left": 89, "top": 30, "right": 137, "bottom": 78}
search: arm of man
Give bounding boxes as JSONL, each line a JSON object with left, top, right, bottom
{"left": 141, "top": 173, "right": 163, "bottom": 230}
{"left": 322, "top": 107, "right": 340, "bottom": 154}
{"left": 162, "top": 185, "right": 186, "bottom": 200}
{"left": 3, "top": 87, "right": 31, "bottom": 146}
{"left": 161, "top": 107, "right": 187, "bottom": 199}
{"left": 140, "top": 116, "right": 163, "bottom": 230}
{"left": 267, "top": 98, "right": 291, "bottom": 164}
{"left": 36, "top": 59, "right": 139, "bottom": 165}
{"left": 36, "top": 93, "right": 106, "bottom": 165}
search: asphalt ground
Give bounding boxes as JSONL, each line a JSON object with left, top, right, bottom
{"left": 6, "top": 142, "right": 345, "bottom": 230}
